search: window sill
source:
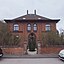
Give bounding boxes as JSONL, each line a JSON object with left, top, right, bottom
{"left": 13, "top": 31, "right": 23, "bottom": 33}
{"left": 33, "top": 30, "right": 37, "bottom": 32}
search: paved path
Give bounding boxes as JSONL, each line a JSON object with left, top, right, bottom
{"left": 3, "top": 54, "right": 58, "bottom": 58}
{"left": 0, "top": 58, "right": 64, "bottom": 64}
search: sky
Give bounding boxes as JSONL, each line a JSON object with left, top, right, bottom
{"left": 0, "top": 0, "right": 64, "bottom": 32}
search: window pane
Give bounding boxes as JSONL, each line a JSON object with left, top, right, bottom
{"left": 33, "top": 24, "right": 37, "bottom": 31}
{"left": 34, "top": 27, "right": 37, "bottom": 31}
{"left": 14, "top": 26, "right": 19, "bottom": 31}
{"left": 28, "top": 27, "right": 31, "bottom": 31}
{"left": 28, "top": 24, "right": 31, "bottom": 26}
{"left": 14, "top": 24, "right": 19, "bottom": 31}
{"left": 14, "top": 24, "right": 18, "bottom": 26}
{"left": 34, "top": 24, "right": 37, "bottom": 26}
{"left": 45, "top": 24, "right": 50, "bottom": 31}
{"left": 46, "top": 27, "right": 50, "bottom": 31}
{"left": 27, "top": 24, "right": 31, "bottom": 31}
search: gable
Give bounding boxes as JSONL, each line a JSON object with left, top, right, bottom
{"left": 13, "top": 14, "right": 51, "bottom": 20}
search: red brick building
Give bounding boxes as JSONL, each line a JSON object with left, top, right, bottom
{"left": 4, "top": 10, "right": 60, "bottom": 54}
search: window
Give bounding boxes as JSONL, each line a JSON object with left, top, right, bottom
{"left": 27, "top": 24, "right": 31, "bottom": 31}
{"left": 33, "top": 24, "right": 37, "bottom": 31}
{"left": 23, "top": 18, "right": 26, "bottom": 19}
{"left": 45, "top": 24, "right": 51, "bottom": 31}
{"left": 38, "top": 18, "right": 41, "bottom": 19}
{"left": 14, "top": 24, "right": 19, "bottom": 31}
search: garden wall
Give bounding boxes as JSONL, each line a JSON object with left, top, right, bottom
{"left": 41, "top": 47, "right": 64, "bottom": 54}
{"left": 2, "top": 47, "right": 24, "bottom": 55}
{"left": 1, "top": 47, "right": 64, "bottom": 55}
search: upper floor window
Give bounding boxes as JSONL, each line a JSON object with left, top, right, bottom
{"left": 14, "top": 24, "right": 19, "bottom": 31}
{"left": 45, "top": 24, "right": 51, "bottom": 31}
{"left": 33, "top": 24, "right": 37, "bottom": 31}
{"left": 27, "top": 24, "right": 31, "bottom": 31}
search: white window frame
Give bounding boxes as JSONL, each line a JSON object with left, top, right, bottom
{"left": 45, "top": 24, "right": 51, "bottom": 31}
{"left": 14, "top": 24, "right": 19, "bottom": 31}
{"left": 33, "top": 24, "right": 37, "bottom": 31}
{"left": 27, "top": 24, "right": 31, "bottom": 31}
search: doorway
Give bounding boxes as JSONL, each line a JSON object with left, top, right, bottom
{"left": 28, "top": 33, "right": 37, "bottom": 51}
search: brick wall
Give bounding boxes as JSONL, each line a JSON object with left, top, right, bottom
{"left": 2, "top": 47, "right": 64, "bottom": 55}
{"left": 41, "top": 47, "right": 64, "bottom": 54}
{"left": 2, "top": 47, "right": 24, "bottom": 55}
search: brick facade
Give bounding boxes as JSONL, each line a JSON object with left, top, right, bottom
{"left": 4, "top": 11, "right": 60, "bottom": 55}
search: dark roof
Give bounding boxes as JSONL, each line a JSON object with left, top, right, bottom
{"left": 4, "top": 14, "right": 60, "bottom": 23}
{"left": 13, "top": 14, "right": 51, "bottom": 20}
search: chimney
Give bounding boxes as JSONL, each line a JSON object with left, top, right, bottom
{"left": 34, "top": 10, "right": 36, "bottom": 15}
{"left": 27, "top": 10, "right": 28, "bottom": 14}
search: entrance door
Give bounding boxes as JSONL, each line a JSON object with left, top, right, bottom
{"left": 28, "top": 33, "right": 37, "bottom": 51}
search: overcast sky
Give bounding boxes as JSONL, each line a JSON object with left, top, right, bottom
{"left": 0, "top": 0, "right": 64, "bottom": 32}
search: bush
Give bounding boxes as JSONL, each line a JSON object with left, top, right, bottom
{"left": 42, "top": 32, "right": 64, "bottom": 47}
{"left": 0, "top": 22, "right": 21, "bottom": 47}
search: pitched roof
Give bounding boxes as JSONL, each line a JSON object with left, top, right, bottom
{"left": 13, "top": 14, "right": 51, "bottom": 20}
{"left": 4, "top": 14, "right": 60, "bottom": 23}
